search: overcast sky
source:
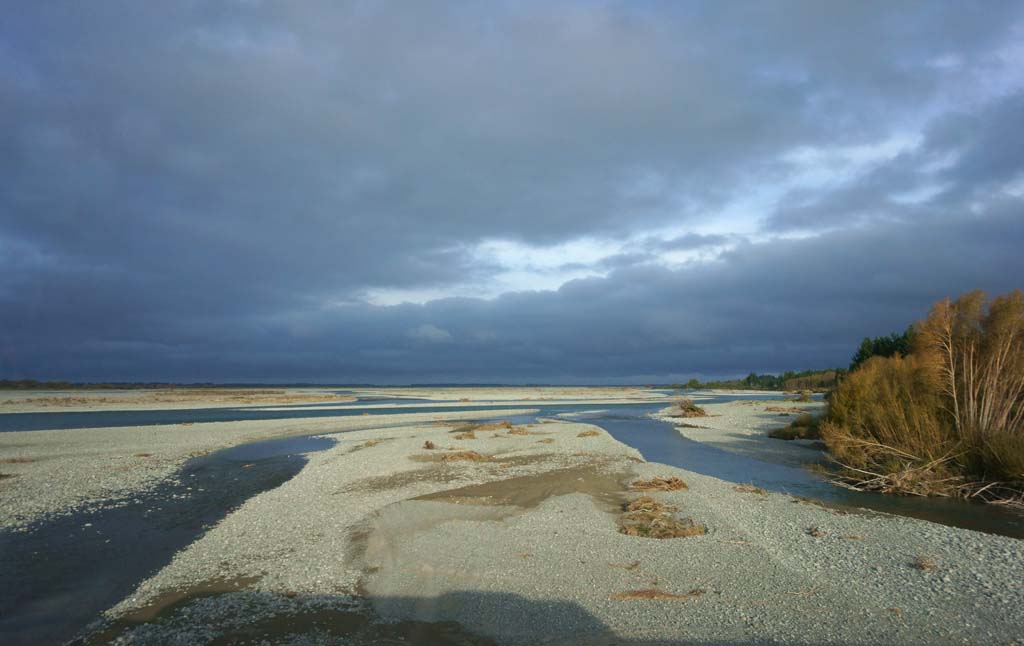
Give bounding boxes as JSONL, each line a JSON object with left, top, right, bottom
{"left": 3, "top": 2, "right": 1023, "bottom": 384}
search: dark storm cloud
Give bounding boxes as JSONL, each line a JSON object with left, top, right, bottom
{"left": 1, "top": 1, "right": 1022, "bottom": 382}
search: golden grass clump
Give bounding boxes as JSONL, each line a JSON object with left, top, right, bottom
{"left": 631, "top": 476, "right": 688, "bottom": 491}
{"left": 577, "top": 429, "right": 601, "bottom": 438}
{"left": 476, "top": 421, "right": 513, "bottom": 432}
{"left": 733, "top": 484, "right": 767, "bottom": 496}
{"left": 440, "top": 450, "right": 490, "bottom": 462}
{"left": 676, "top": 399, "right": 708, "bottom": 418}
{"left": 453, "top": 430, "right": 476, "bottom": 440}
{"left": 619, "top": 495, "right": 706, "bottom": 539}
{"left": 614, "top": 588, "right": 705, "bottom": 600}
{"left": 507, "top": 426, "right": 531, "bottom": 436}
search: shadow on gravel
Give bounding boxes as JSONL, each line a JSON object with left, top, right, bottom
{"left": 0, "top": 436, "right": 335, "bottom": 645}
{"left": 81, "top": 587, "right": 839, "bottom": 645}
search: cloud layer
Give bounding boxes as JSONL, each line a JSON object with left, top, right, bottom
{"left": 2, "top": 2, "right": 1023, "bottom": 382}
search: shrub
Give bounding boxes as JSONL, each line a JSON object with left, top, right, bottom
{"left": 822, "top": 290, "right": 1024, "bottom": 502}
{"left": 769, "top": 413, "right": 822, "bottom": 440}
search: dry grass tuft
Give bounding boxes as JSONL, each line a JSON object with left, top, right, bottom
{"left": 507, "top": 427, "right": 531, "bottom": 435}
{"left": 454, "top": 431, "right": 477, "bottom": 440}
{"left": 422, "top": 440, "right": 436, "bottom": 450}
{"left": 676, "top": 399, "right": 708, "bottom": 418}
{"left": 912, "top": 555, "right": 938, "bottom": 571}
{"left": 440, "top": 450, "right": 490, "bottom": 462}
{"left": 733, "top": 484, "right": 767, "bottom": 496}
{"left": 536, "top": 438, "right": 555, "bottom": 444}
{"left": 362, "top": 440, "right": 380, "bottom": 448}
{"left": 807, "top": 526, "right": 826, "bottom": 538}
{"left": 133, "top": 453, "right": 153, "bottom": 458}
{"left": 620, "top": 496, "right": 706, "bottom": 539}
{"left": 625, "top": 495, "right": 676, "bottom": 514}
{"left": 631, "top": 476, "right": 688, "bottom": 491}
{"left": 614, "top": 588, "right": 705, "bottom": 600}
{"left": 577, "top": 430, "right": 601, "bottom": 438}
{"left": 476, "top": 421, "right": 513, "bottom": 432}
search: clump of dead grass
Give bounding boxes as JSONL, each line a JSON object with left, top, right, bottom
{"left": 440, "top": 450, "right": 490, "bottom": 462}
{"left": 536, "top": 438, "right": 554, "bottom": 444}
{"left": 507, "top": 427, "right": 531, "bottom": 436}
{"left": 619, "top": 495, "right": 706, "bottom": 539}
{"left": 476, "top": 421, "right": 513, "bottom": 432}
{"left": 614, "top": 588, "right": 705, "bottom": 600}
{"left": 631, "top": 476, "right": 688, "bottom": 491}
{"left": 361, "top": 440, "right": 380, "bottom": 448}
{"left": 912, "top": 555, "right": 938, "bottom": 571}
{"left": 423, "top": 440, "right": 436, "bottom": 450}
{"left": 577, "top": 430, "right": 601, "bottom": 438}
{"left": 676, "top": 399, "right": 708, "bottom": 418}
{"left": 454, "top": 430, "right": 477, "bottom": 440}
{"left": 733, "top": 483, "right": 767, "bottom": 496}
{"left": 807, "top": 526, "right": 826, "bottom": 538}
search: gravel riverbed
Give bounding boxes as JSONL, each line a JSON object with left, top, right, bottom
{"left": 3, "top": 390, "right": 1023, "bottom": 644}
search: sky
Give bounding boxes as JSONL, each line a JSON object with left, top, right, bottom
{"left": 2, "top": 1, "right": 1023, "bottom": 384}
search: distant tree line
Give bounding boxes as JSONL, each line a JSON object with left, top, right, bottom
{"left": 848, "top": 326, "right": 915, "bottom": 370}
{"left": 680, "top": 369, "right": 840, "bottom": 392}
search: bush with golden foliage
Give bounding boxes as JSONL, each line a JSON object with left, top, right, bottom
{"left": 822, "top": 289, "right": 1024, "bottom": 503}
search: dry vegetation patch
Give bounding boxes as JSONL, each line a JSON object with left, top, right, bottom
{"left": 422, "top": 441, "right": 436, "bottom": 450}
{"left": 453, "top": 430, "right": 477, "bottom": 440}
{"left": 614, "top": 588, "right": 705, "bottom": 600}
{"left": 676, "top": 399, "right": 708, "bottom": 418}
{"left": 912, "top": 555, "right": 938, "bottom": 571}
{"left": 769, "top": 413, "right": 821, "bottom": 440}
{"left": 577, "top": 430, "right": 601, "bottom": 438}
{"left": 476, "top": 421, "right": 513, "bottom": 432}
{"left": 439, "top": 450, "right": 490, "bottom": 463}
{"left": 733, "top": 484, "right": 767, "bottom": 496}
{"left": 0, "top": 457, "right": 37, "bottom": 464}
{"left": 631, "top": 476, "right": 688, "bottom": 491}
{"left": 536, "top": 438, "right": 555, "bottom": 444}
{"left": 619, "top": 495, "right": 706, "bottom": 539}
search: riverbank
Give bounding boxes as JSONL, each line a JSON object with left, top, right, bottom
{"left": 655, "top": 397, "right": 829, "bottom": 469}
{"left": 88, "top": 415, "right": 1024, "bottom": 644}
